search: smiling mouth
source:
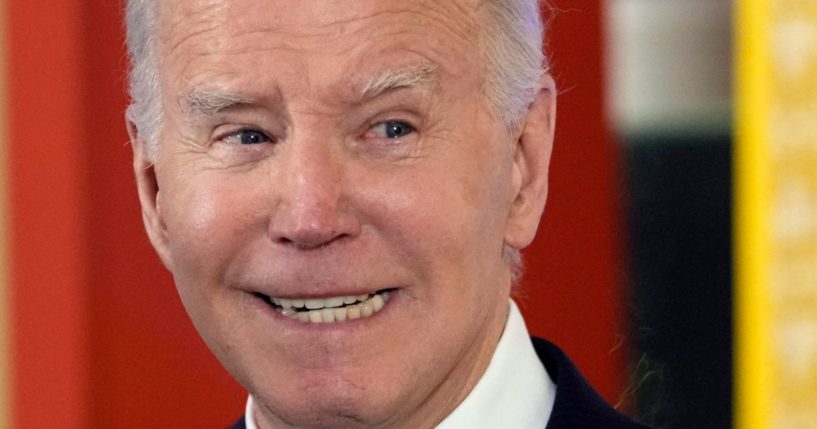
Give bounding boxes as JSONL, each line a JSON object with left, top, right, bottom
{"left": 256, "top": 290, "right": 393, "bottom": 324}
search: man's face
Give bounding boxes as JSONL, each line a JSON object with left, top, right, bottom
{"left": 134, "top": 0, "right": 552, "bottom": 427}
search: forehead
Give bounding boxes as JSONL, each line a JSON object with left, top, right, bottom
{"left": 159, "top": 0, "right": 481, "bottom": 29}
{"left": 157, "top": 0, "right": 485, "bottom": 96}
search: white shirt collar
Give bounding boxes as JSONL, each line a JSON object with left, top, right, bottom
{"left": 434, "top": 300, "right": 555, "bottom": 428}
{"left": 245, "top": 300, "right": 555, "bottom": 429}
{"left": 244, "top": 394, "right": 259, "bottom": 429}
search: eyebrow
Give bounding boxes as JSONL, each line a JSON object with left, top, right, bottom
{"left": 178, "top": 64, "right": 440, "bottom": 117}
{"left": 359, "top": 63, "right": 440, "bottom": 100}
{"left": 179, "top": 90, "right": 254, "bottom": 118}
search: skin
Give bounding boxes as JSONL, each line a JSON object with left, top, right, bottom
{"left": 130, "top": 0, "right": 556, "bottom": 428}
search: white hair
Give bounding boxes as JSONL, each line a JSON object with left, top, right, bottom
{"left": 124, "top": 0, "right": 162, "bottom": 159}
{"left": 124, "top": 0, "right": 549, "bottom": 280}
{"left": 477, "top": 0, "right": 548, "bottom": 133}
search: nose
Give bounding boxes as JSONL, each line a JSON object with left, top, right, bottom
{"left": 267, "top": 137, "right": 361, "bottom": 250}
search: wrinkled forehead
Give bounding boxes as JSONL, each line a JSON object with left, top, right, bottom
{"left": 156, "top": 0, "right": 484, "bottom": 53}
{"left": 155, "top": 0, "right": 488, "bottom": 104}
{"left": 158, "top": 0, "right": 481, "bottom": 24}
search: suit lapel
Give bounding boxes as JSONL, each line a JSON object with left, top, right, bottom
{"left": 532, "top": 337, "right": 651, "bottom": 429}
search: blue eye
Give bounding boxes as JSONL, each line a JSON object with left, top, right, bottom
{"left": 373, "top": 121, "right": 415, "bottom": 139}
{"left": 229, "top": 129, "right": 272, "bottom": 145}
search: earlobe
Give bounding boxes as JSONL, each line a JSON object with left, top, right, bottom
{"left": 504, "top": 75, "right": 557, "bottom": 250}
{"left": 128, "top": 119, "right": 173, "bottom": 270}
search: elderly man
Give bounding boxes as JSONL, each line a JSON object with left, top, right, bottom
{"left": 125, "top": 0, "right": 650, "bottom": 428}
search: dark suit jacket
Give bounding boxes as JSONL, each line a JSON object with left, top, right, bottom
{"left": 229, "top": 338, "right": 651, "bottom": 429}
{"left": 532, "top": 337, "right": 651, "bottom": 429}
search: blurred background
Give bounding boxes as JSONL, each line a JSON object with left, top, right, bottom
{"left": 608, "top": 2, "right": 733, "bottom": 428}
{"left": 0, "top": 0, "right": 814, "bottom": 428}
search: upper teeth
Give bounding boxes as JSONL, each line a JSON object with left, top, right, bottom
{"left": 273, "top": 294, "right": 371, "bottom": 310}
{"left": 272, "top": 292, "right": 391, "bottom": 324}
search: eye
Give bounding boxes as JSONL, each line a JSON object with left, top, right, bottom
{"left": 369, "top": 121, "right": 416, "bottom": 139}
{"left": 224, "top": 129, "right": 273, "bottom": 145}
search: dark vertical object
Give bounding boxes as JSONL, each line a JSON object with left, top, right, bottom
{"left": 625, "top": 136, "right": 733, "bottom": 429}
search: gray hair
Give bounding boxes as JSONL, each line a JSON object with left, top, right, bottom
{"left": 124, "top": 0, "right": 161, "bottom": 157}
{"left": 124, "top": 0, "right": 549, "bottom": 280}
{"left": 477, "top": 0, "right": 548, "bottom": 133}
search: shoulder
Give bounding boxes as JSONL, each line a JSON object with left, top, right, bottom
{"left": 532, "top": 337, "right": 654, "bottom": 429}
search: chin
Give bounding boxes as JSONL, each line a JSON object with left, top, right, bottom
{"left": 253, "top": 378, "right": 398, "bottom": 429}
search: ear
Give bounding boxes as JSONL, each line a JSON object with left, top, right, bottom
{"left": 128, "top": 119, "right": 173, "bottom": 270}
{"left": 504, "top": 75, "right": 557, "bottom": 250}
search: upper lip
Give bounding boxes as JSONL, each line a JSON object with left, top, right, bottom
{"left": 251, "top": 287, "right": 395, "bottom": 300}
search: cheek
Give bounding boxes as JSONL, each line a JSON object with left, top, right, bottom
{"left": 161, "top": 174, "right": 266, "bottom": 281}
{"left": 361, "top": 155, "right": 511, "bottom": 284}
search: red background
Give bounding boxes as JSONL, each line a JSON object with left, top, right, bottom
{"left": 8, "top": 1, "right": 625, "bottom": 427}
